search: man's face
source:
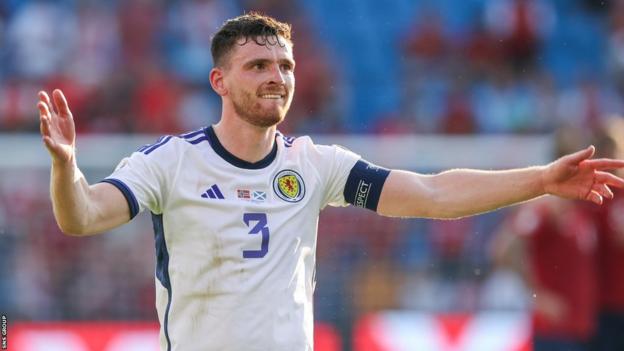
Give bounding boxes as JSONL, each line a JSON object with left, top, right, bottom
{"left": 221, "top": 36, "right": 295, "bottom": 128}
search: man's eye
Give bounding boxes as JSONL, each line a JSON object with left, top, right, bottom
{"left": 254, "top": 63, "right": 265, "bottom": 70}
{"left": 281, "top": 64, "right": 293, "bottom": 71}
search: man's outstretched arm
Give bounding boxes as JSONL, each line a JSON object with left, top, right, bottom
{"left": 38, "top": 89, "right": 130, "bottom": 235}
{"left": 377, "top": 146, "right": 624, "bottom": 219}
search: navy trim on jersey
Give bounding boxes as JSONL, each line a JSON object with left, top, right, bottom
{"left": 344, "top": 159, "right": 390, "bottom": 211}
{"left": 179, "top": 129, "right": 205, "bottom": 139}
{"left": 283, "top": 136, "right": 296, "bottom": 147}
{"left": 181, "top": 128, "right": 209, "bottom": 145}
{"left": 100, "top": 178, "right": 140, "bottom": 219}
{"left": 144, "top": 135, "right": 174, "bottom": 155}
{"left": 152, "top": 213, "right": 172, "bottom": 351}
{"left": 137, "top": 135, "right": 167, "bottom": 153}
{"left": 140, "top": 129, "right": 208, "bottom": 154}
{"left": 187, "top": 136, "right": 208, "bottom": 145}
{"left": 205, "top": 126, "right": 277, "bottom": 169}
{"left": 275, "top": 131, "right": 297, "bottom": 148}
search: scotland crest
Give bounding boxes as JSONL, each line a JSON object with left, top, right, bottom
{"left": 273, "top": 170, "right": 305, "bottom": 202}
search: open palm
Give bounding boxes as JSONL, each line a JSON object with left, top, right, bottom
{"left": 38, "top": 90, "right": 76, "bottom": 163}
{"left": 543, "top": 146, "right": 624, "bottom": 205}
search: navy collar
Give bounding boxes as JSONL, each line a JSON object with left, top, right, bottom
{"left": 205, "top": 126, "right": 277, "bottom": 169}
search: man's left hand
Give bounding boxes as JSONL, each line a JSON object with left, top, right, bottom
{"left": 543, "top": 146, "right": 624, "bottom": 205}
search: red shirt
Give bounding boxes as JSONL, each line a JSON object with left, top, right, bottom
{"left": 589, "top": 189, "right": 624, "bottom": 311}
{"left": 514, "top": 201, "right": 597, "bottom": 339}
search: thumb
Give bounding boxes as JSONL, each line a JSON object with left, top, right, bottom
{"left": 561, "top": 145, "right": 595, "bottom": 166}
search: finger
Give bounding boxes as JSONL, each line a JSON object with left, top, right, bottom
{"left": 52, "top": 89, "right": 72, "bottom": 118}
{"left": 562, "top": 145, "right": 595, "bottom": 165}
{"left": 38, "top": 90, "right": 50, "bottom": 104}
{"left": 38, "top": 102, "right": 53, "bottom": 137}
{"left": 595, "top": 171, "right": 624, "bottom": 188}
{"left": 39, "top": 91, "right": 56, "bottom": 115}
{"left": 40, "top": 112, "right": 51, "bottom": 137}
{"left": 582, "top": 158, "right": 624, "bottom": 171}
{"left": 592, "top": 183, "right": 614, "bottom": 199}
{"left": 586, "top": 190, "right": 603, "bottom": 205}
{"left": 37, "top": 101, "right": 50, "bottom": 119}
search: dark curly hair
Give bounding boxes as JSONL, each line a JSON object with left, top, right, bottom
{"left": 211, "top": 12, "right": 292, "bottom": 68}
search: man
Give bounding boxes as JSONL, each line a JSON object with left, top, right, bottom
{"left": 37, "top": 13, "right": 624, "bottom": 351}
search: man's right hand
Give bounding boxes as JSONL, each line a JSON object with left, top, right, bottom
{"left": 38, "top": 89, "right": 76, "bottom": 164}
{"left": 38, "top": 88, "right": 132, "bottom": 235}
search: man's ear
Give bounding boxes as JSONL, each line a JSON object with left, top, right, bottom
{"left": 209, "top": 68, "right": 227, "bottom": 96}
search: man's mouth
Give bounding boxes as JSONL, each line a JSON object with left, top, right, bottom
{"left": 259, "top": 94, "right": 284, "bottom": 99}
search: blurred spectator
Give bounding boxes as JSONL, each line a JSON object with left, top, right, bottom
{"left": 281, "top": 16, "right": 337, "bottom": 134}
{"left": 67, "top": 2, "right": 120, "bottom": 88}
{"left": 439, "top": 88, "right": 476, "bottom": 134}
{"left": 607, "top": 0, "right": 624, "bottom": 97}
{"left": 462, "top": 22, "right": 505, "bottom": 79}
{"left": 0, "top": 0, "right": 621, "bottom": 135}
{"left": 0, "top": 79, "right": 40, "bottom": 130}
{"left": 176, "top": 86, "right": 221, "bottom": 131}
{"left": 350, "top": 259, "right": 402, "bottom": 316}
{"left": 529, "top": 71, "right": 559, "bottom": 132}
{"left": 131, "top": 65, "right": 183, "bottom": 133}
{"left": 483, "top": 0, "right": 556, "bottom": 71}
{"left": 399, "top": 8, "right": 451, "bottom": 133}
{"left": 5, "top": 1, "right": 77, "bottom": 79}
{"left": 399, "top": 69, "right": 449, "bottom": 133}
{"left": 117, "top": 0, "right": 164, "bottom": 72}
{"left": 403, "top": 11, "right": 448, "bottom": 65}
{"left": 163, "top": 0, "right": 237, "bottom": 83}
{"left": 471, "top": 66, "right": 540, "bottom": 133}
{"left": 556, "top": 79, "right": 624, "bottom": 131}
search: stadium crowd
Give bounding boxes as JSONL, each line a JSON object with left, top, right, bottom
{"left": 2, "top": 0, "right": 624, "bottom": 349}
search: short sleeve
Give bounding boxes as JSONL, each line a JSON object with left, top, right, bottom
{"left": 101, "top": 147, "right": 168, "bottom": 218}
{"left": 316, "top": 145, "right": 361, "bottom": 208}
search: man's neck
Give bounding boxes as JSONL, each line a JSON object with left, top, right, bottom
{"left": 212, "top": 118, "right": 277, "bottom": 164}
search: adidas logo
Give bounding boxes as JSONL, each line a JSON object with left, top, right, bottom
{"left": 201, "top": 184, "right": 225, "bottom": 199}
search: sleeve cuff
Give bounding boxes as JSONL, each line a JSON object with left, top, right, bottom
{"left": 100, "top": 178, "right": 140, "bottom": 219}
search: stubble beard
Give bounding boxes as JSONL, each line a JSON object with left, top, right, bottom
{"left": 231, "top": 89, "right": 290, "bottom": 128}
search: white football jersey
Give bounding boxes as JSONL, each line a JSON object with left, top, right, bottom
{"left": 103, "top": 126, "right": 369, "bottom": 351}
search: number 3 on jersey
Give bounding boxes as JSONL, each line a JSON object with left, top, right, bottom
{"left": 243, "top": 213, "right": 270, "bottom": 258}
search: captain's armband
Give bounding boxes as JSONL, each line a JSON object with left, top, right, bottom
{"left": 343, "top": 159, "right": 390, "bottom": 211}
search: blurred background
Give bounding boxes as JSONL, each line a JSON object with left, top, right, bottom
{"left": 1, "top": 0, "right": 624, "bottom": 350}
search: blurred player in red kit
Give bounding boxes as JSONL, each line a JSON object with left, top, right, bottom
{"left": 492, "top": 126, "right": 599, "bottom": 351}
{"left": 588, "top": 118, "right": 624, "bottom": 351}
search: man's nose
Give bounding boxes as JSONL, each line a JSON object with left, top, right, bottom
{"left": 268, "top": 65, "right": 286, "bottom": 84}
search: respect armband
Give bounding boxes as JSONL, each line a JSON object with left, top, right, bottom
{"left": 343, "top": 159, "right": 390, "bottom": 211}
